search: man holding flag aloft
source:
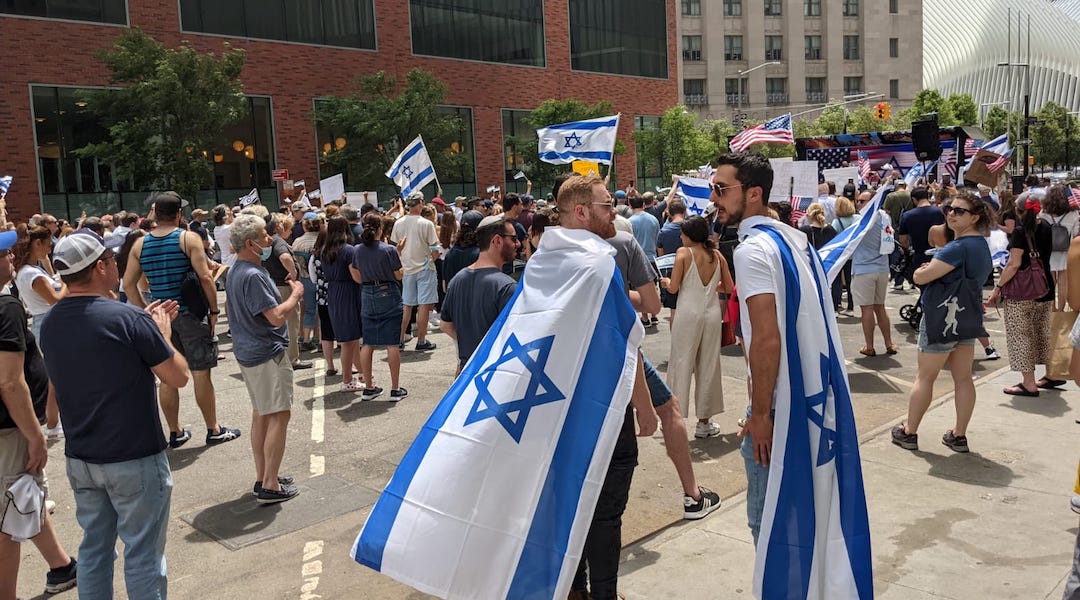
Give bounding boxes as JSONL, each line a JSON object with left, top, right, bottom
{"left": 711, "top": 153, "right": 872, "bottom": 599}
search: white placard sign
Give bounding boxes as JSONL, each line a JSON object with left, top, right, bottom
{"left": 346, "top": 191, "right": 379, "bottom": 209}
{"left": 768, "top": 159, "right": 820, "bottom": 202}
{"left": 822, "top": 167, "right": 861, "bottom": 190}
{"left": 320, "top": 173, "right": 345, "bottom": 204}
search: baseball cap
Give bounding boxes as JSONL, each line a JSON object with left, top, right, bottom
{"left": 146, "top": 190, "right": 189, "bottom": 209}
{"left": 614, "top": 190, "right": 627, "bottom": 199}
{"left": 53, "top": 231, "right": 109, "bottom": 275}
{"left": 191, "top": 208, "right": 208, "bottom": 218}
{"left": 0, "top": 231, "right": 16, "bottom": 252}
{"left": 432, "top": 197, "right": 446, "bottom": 207}
{"left": 405, "top": 192, "right": 424, "bottom": 207}
{"left": 482, "top": 199, "right": 494, "bottom": 209}
{"left": 460, "top": 210, "right": 484, "bottom": 229}
{"left": 302, "top": 211, "right": 320, "bottom": 221}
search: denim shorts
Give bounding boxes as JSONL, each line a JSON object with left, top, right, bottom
{"left": 361, "top": 283, "right": 404, "bottom": 347}
{"left": 917, "top": 316, "right": 975, "bottom": 354}
{"left": 641, "top": 354, "right": 672, "bottom": 408}
{"left": 402, "top": 269, "right": 438, "bottom": 306}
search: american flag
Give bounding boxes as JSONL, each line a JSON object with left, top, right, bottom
{"left": 964, "top": 138, "right": 980, "bottom": 158}
{"left": 790, "top": 195, "right": 814, "bottom": 226}
{"left": 729, "top": 113, "right": 794, "bottom": 153}
{"left": 1067, "top": 186, "right": 1080, "bottom": 210}
{"left": 857, "top": 151, "right": 872, "bottom": 182}
{"left": 988, "top": 150, "right": 1013, "bottom": 173}
{"left": 806, "top": 147, "right": 851, "bottom": 169}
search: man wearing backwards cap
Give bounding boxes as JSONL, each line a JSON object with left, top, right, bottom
{"left": 40, "top": 232, "right": 190, "bottom": 598}
{"left": 0, "top": 230, "right": 79, "bottom": 596}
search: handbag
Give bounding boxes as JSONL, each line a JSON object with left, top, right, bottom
{"left": 1000, "top": 231, "right": 1050, "bottom": 301}
{"left": 921, "top": 258, "right": 986, "bottom": 345}
{"left": 178, "top": 233, "right": 210, "bottom": 320}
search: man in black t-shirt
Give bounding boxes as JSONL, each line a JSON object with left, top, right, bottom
{"left": 0, "top": 230, "right": 77, "bottom": 595}
{"left": 897, "top": 187, "right": 945, "bottom": 277}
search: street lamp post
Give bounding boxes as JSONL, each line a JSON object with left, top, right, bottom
{"left": 978, "top": 100, "right": 1010, "bottom": 129}
{"left": 737, "top": 61, "right": 780, "bottom": 121}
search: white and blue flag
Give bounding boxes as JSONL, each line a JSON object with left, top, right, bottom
{"left": 980, "top": 133, "right": 1009, "bottom": 155}
{"left": 536, "top": 114, "right": 620, "bottom": 165}
{"left": 0, "top": 175, "right": 11, "bottom": 197}
{"left": 386, "top": 135, "right": 437, "bottom": 198}
{"left": 237, "top": 187, "right": 259, "bottom": 208}
{"left": 743, "top": 222, "right": 873, "bottom": 600}
{"left": 903, "top": 160, "right": 937, "bottom": 186}
{"left": 817, "top": 185, "right": 891, "bottom": 284}
{"left": 674, "top": 176, "right": 713, "bottom": 216}
{"left": 352, "top": 227, "right": 644, "bottom": 600}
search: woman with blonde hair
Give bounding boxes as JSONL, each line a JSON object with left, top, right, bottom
{"left": 799, "top": 202, "right": 841, "bottom": 309}
{"left": 832, "top": 196, "right": 857, "bottom": 313}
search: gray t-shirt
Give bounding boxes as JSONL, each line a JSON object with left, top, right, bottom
{"left": 606, "top": 231, "right": 657, "bottom": 294}
{"left": 225, "top": 260, "right": 288, "bottom": 368}
{"left": 441, "top": 267, "right": 518, "bottom": 363}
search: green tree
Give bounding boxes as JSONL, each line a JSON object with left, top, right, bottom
{"left": 1032, "top": 102, "right": 1069, "bottom": 169}
{"left": 844, "top": 106, "right": 878, "bottom": 134}
{"left": 314, "top": 69, "right": 470, "bottom": 196}
{"left": 512, "top": 99, "right": 626, "bottom": 191}
{"left": 945, "top": 93, "right": 979, "bottom": 126}
{"left": 634, "top": 106, "right": 715, "bottom": 179}
{"left": 909, "top": 89, "right": 955, "bottom": 125}
{"left": 982, "top": 105, "right": 1011, "bottom": 140}
{"left": 76, "top": 29, "right": 247, "bottom": 201}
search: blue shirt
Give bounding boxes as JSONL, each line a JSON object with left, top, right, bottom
{"left": 656, "top": 220, "right": 683, "bottom": 255}
{"left": 41, "top": 297, "right": 172, "bottom": 463}
{"left": 628, "top": 211, "right": 660, "bottom": 261}
{"left": 933, "top": 235, "right": 993, "bottom": 289}
{"left": 140, "top": 228, "right": 191, "bottom": 309}
{"left": 851, "top": 210, "right": 891, "bottom": 276}
{"left": 352, "top": 242, "right": 403, "bottom": 283}
{"left": 225, "top": 260, "right": 288, "bottom": 368}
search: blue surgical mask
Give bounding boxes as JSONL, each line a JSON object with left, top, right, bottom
{"left": 252, "top": 241, "right": 272, "bottom": 261}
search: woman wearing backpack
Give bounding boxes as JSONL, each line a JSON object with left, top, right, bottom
{"left": 1038, "top": 185, "right": 1079, "bottom": 310}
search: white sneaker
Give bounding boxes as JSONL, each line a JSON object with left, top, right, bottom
{"left": 45, "top": 500, "right": 56, "bottom": 514}
{"left": 984, "top": 346, "right": 1001, "bottom": 360}
{"left": 1071, "top": 495, "right": 1080, "bottom": 515}
{"left": 429, "top": 311, "right": 441, "bottom": 329}
{"left": 694, "top": 421, "right": 722, "bottom": 439}
{"left": 44, "top": 425, "right": 63, "bottom": 439}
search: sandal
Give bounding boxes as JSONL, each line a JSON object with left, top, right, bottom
{"left": 885, "top": 344, "right": 899, "bottom": 355}
{"left": 343, "top": 380, "right": 365, "bottom": 392}
{"left": 1003, "top": 383, "right": 1039, "bottom": 397}
{"left": 326, "top": 369, "right": 339, "bottom": 377}
{"left": 859, "top": 347, "right": 877, "bottom": 357}
{"left": 1036, "top": 378, "right": 1067, "bottom": 389}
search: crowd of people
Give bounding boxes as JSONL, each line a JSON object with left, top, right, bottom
{"left": 3, "top": 156, "right": 1080, "bottom": 598}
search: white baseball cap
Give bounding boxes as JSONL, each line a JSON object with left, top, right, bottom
{"left": 52, "top": 231, "right": 111, "bottom": 276}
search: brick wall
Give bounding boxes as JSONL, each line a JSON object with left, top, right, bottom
{"left": 0, "top": 0, "right": 677, "bottom": 220}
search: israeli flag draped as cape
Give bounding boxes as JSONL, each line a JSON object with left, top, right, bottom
{"left": 816, "top": 185, "right": 891, "bottom": 285}
{"left": 744, "top": 221, "right": 873, "bottom": 600}
{"left": 352, "top": 227, "right": 645, "bottom": 600}
{"left": 674, "top": 176, "right": 713, "bottom": 216}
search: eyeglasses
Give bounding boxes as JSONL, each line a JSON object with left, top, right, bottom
{"left": 944, "top": 206, "right": 973, "bottom": 216}
{"left": 590, "top": 201, "right": 616, "bottom": 209}
{"left": 710, "top": 182, "right": 745, "bottom": 198}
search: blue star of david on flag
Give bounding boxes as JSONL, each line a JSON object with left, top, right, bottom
{"left": 464, "top": 334, "right": 566, "bottom": 443}
{"left": 563, "top": 133, "right": 583, "bottom": 149}
{"left": 402, "top": 165, "right": 414, "bottom": 180}
{"left": 806, "top": 353, "right": 837, "bottom": 466}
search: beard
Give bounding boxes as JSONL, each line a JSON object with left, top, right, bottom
{"left": 715, "top": 199, "right": 745, "bottom": 227}
{"left": 501, "top": 240, "right": 517, "bottom": 264}
{"left": 586, "top": 211, "right": 617, "bottom": 240}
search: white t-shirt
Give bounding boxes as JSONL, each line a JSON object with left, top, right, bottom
{"left": 614, "top": 214, "right": 634, "bottom": 234}
{"left": 15, "top": 265, "right": 61, "bottom": 316}
{"left": 215, "top": 224, "right": 236, "bottom": 268}
{"left": 734, "top": 215, "right": 786, "bottom": 410}
{"left": 390, "top": 215, "right": 438, "bottom": 275}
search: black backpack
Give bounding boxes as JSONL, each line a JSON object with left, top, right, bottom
{"left": 1051, "top": 215, "right": 1071, "bottom": 253}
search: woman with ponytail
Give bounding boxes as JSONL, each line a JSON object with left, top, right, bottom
{"left": 320, "top": 216, "right": 363, "bottom": 390}
{"left": 660, "top": 216, "right": 734, "bottom": 438}
{"left": 13, "top": 224, "right": 65, "bottom": 340}
{"left": 351, "top": 212, "right": 407, "bottom": 400}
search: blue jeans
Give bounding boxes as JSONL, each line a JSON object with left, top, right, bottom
{"left": 301, "top": 278, "right": 317, "bottom": 330}
{"left": 66, "top": 452, "right": 172, "bottom": 600}
{"left": 740, "top": 408, "right": 772, "bottom": 546}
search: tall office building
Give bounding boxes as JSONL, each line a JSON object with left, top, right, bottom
{"left": 0, "top": 1, "right": 676, "bottom": 222}
{"left": 677, "top": 0, "right": 922, "bottom": 123}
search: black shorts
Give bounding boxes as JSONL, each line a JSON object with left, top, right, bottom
{"left": 171, "top": 312, "right": 218, "bottom": 371}
{"left": 317, "top": 305, "right": 335, "bottom": 342}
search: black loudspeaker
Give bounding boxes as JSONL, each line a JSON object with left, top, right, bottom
{"left": 911, "top": 119, "right": 942, "bottom": 161}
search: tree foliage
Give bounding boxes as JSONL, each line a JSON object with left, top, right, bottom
{"left": 945, "top": 93, "right": 979, "bottom": 126}
{"left": 909, "top": 89, "right": 954, "bottom": 125}
{"left": 983, "top": 105, "right": 1010, "bottom": 140}
{"left": 634, "top": 106, "right": 716, "bottom": 178}
{"left": 314, "top": 69, "right": 471, "bottom": 194}
{"left": 76, "top": 29, "right": 247, "bottom": 201}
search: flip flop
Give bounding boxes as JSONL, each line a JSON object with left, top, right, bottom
{"left": 859, "top": 347, "right": 877, "bottom": 357}
{"left": 1004, "top": 383, "right": 1039, "bottom": 397}
{"left": 1036, "top": 378, "right": 1067, "bottom": 389}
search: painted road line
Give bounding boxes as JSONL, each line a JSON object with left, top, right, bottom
{"left": 310, "top": 358, "right": 325, "bottom": 477}
{"left": 300, "top": 540, "right": 323, "bottom": 600}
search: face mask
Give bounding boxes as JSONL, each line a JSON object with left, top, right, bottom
{"left": 253, "top": 241, "right": 272, "bottom": 261}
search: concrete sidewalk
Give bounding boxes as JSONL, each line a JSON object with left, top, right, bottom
{"left": 619, "top": 366, "right": 1080, "bottom": 600}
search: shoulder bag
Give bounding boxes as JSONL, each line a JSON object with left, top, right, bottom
{"left": 999, "top": 230, "right": 1050, "bottom": 301}
{"left": 921, "top": 246, "right": 987, "bottom": 345}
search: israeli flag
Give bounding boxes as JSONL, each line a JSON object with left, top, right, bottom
{"left": 817, "top": 185, "right": 891, "bottom": 285}
{"left": 744, "top": 222, "right": 873, "bottom": 600}
{"left": 237, "top": 188, "right": 259, "bottom": 208}
{"left": 536, "top": 114, "right": 620, "bottom": 165}
{"left": 903, "top": 160, "right": 937, "bottom": 186}
{"left": 386, "top": 135, "right": 437, "bottom": 198}
{"left": 980, "top": 133, "right": 1009, "bottom": 155}
{"left": 0, "top": 175, "right": 11, "bottom": 197}
{"left": 674, "top": 177, "right": 713, "bottom": 216}
{"left": 352, "top": 227, "right": 645, "bottom": 600}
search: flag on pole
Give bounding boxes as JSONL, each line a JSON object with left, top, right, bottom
{"left": 386, "top": 136, "right": 437, "bottom": 198}
{"left": 238, "top": 188, "right": 260, "bottom": 208}
{"left": 0, "top": 176, "right": 11, "bottom": 198}
{"left": 696, "top": 163, "right": 716, "bottom": 180}
{"left": 352, "top": 227, "right": 644, "bottom": 600}
{"left": 818, "top": 185, "right": 892, "bottom": 284}
{"left": 536, "top": 115, "right": 620, "bottom": 165}
{"left": 987, "top": 150, "right": 1013, "bottom": 173}
{"left": 903, "top": 161, "right": 937, "bottom": 186}
{"left": 980, "top": 133, "right": 1009, "bottom": 155}
{"left": 673, "top": 177, "right": 713, "bottom": 216}
{"left": 747, "top": 222, "right": 873, "bottom": 600}
{"left": 1067, "top": 186, "right": 1080, "bottom": 210}
{"left": 729, "top": 113, "right": 794, "bottom": 153}
{"left": 513, "top": 171, "right": 528, "bottom": 180}
{"left": 857, "top": 151, "right": 872, "bottom": 182}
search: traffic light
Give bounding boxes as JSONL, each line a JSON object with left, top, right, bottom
{"left": 874, "top": 102, "right": 891, "bottom": 120}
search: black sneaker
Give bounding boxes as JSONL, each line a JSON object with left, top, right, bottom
{"left": 415, "top": 340, "right": 437, "bottom": 351}
{"left": 45, "top": 557, "right": 77, "bottom": 593}
{"left": 891, "top": 424, "right": 918, "bottom": 450}
{"left": 206, "top": 425, "right": 241, "bottom": 445}
{"left": 390, "top": 388, "right": 408, "bottom": 401}
{"left": 984, "top": 346, "right": 1001, "bottom": 360}
{"left": 257, "top": 484, "right": 300, "bottom": 505}
{"left": 169, "top": 429, "right": 192, "bottom": 449}
{"left": 362, "top": 386, "right": 384, "bottom": 400}
{"left": 292, "top": 359, "right": 314, "bottom": 370}
{"left": 942, "top": 430, "right": 970, "bottom": 453}
{"left": 252, "top": 476, "right": 295, "bottom": 497}
{"left": 683, "top": 486, "right": 721, "bottom": 520}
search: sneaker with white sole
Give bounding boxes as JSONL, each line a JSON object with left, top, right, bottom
{"left": 44, "top": 425, "right": 63, "bottom": 440}
{"left": 256, "top": 484, "right": 300, "bottom": 505}
{"left": 1071, "top": 495, "right": 1080, "bottom": 515}
{"left": 983, "top": 346, "right": 1001, "bottom": 360}
{"left": 206, "top": 425, "right": 241, "bottom": 445}
{"left": 683, "top": 486, "right": 721, "bottom": 520}
{"left": 362, "top": 386, "right": 384, "bottom": 400}
{"left": 390, "top": 388, "right": 408, "bottom": 401}
{"left": 45, "top": 558, "right": 77, "bottom": 593}
{"left": 694, "top": 421, "right": 722, "bottom": 438}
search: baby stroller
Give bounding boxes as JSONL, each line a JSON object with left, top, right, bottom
{"left": 899, "top": 293, "right": 922, "bottom": 330}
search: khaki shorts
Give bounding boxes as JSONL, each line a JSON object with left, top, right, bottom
{"left": 239, "top": 352, "right": 294, "bottom": 416}
{"left": 0, "top": 429, "right": 48, "bottom": 523}
{"left": 851, "top": 272, "right": 888, "bottom": 307}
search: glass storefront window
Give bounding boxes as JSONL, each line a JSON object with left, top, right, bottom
{"left": 1, "top": 0, "right": 126, "bottom": 24}
{"left": 179, "top": 0, "right": 376, "bottom": 50}
{"left": 409, "top": 0, "right": 545, "bottom": 67}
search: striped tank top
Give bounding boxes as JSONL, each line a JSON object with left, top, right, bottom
{"left": 140, "top": 228, "right": 191, "bottom": 310}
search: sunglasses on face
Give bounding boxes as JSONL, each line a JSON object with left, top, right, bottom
{"left": 710, "top": 182, "right": 745, "bottom": 197}
{"left": 944, "top": 206, "right": 973, "bottom": 216}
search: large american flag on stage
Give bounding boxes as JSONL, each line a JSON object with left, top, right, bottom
{"left": 730, "top": 113, "right": 794, "bottom": 153}
{"left": 807, "top": 141, "right": 959, "bottom": 181}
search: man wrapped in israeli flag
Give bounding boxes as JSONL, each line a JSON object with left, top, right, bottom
{"left": 710, "top": 153, "right": 873, "bottom": 600}
{"left": 352, "top": 173, "right": 649, "bottom": 599}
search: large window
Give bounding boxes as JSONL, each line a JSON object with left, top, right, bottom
{"left": 411, "top": 0, "right": 545, "bottom": 66}
{"left": 725, "top": 78, "right": 744, "bottom": 106}
{"left": 804, "top": 0, "right": 821, "bottom": 16}
{"left": 1, "top": 0, "right": 126, "bottom": 24}
{"left": 805, "top": 77, "right": 826, "bottom": 102}
{"left": 844, "top": 77, "right": 863, "bottom": 96}
{"left": 804, "top": 36, "right": 822, "bottom": 60}
{"left": 682, "top": 0, "right": 700, "bottom": 15}
{"left": 502, "top": 109, "right": 538, "bottom": 194}
{"left": 889, "top": 38, "right": 899, "bottom": 58}
{"left": 570, "top": 0, "right": 668, "bottom": 78}
{"left": 31, "top": 86, "right": 276, "bottom": 220}
{"left": 180, "top": 0, "right": 376, "bottom": 49}
{"left": 724, "top": 36, "right": 743, "bottom": 61}
{"left": 766, "top": 78, "right": 787, "bottom": 105}
{"left": 842, "top": 0, "right": 859, "bottom": 16}
{"left": 683, "top": 79, "right": 706, "bottom": 105}
{"left": 682, "top": 35, "right": 702, "bottom": 61}
{"left": 723, "top": 0, "right": 741, "bottom": 16}
{"left": 765, "top": 36, "right": 783, "bottom": 61}
{"left": 843, "top": 35, "right": 860, "bottom": 60}
{"left": 764, "top": 0, "right": 782, "bottom": 16}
